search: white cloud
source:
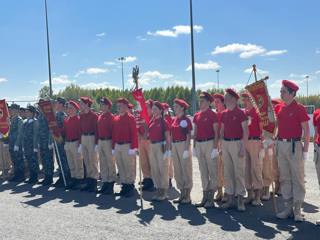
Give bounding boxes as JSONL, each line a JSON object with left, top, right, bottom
{"left": 264, "top": 50, "right": 288, "bottom": 56}
{"left": 104, "top": 61, "right": 116, "bottom": 66}
{"left": 80, "top": 82, "right": 119, "bottom": 90}
{"left": 197, "top": 82, "right": 218, "bottom": 90}
{"left": 316, "top": 49, "right": 320, "bottom": 54}
{"left": 211, "top": 43, "right": 287, "bottom": 59}
{"left": 230, "top": 83, "right": 246, "bottom": 91}
{"left": 140, "top": 71, "right": 174, "bottom": 85}
{"left": 147, "top": 25, "right": 203, "bottom": 38}
{"left": 136, "top": 36, "right": 147, "bottom": 41}
{"left": 117, "top": 56, "right": 137, "bottom": 63}
{"left": 96, "top": 32, "right": 106, "bottom": 37}
{"left": 41, "top": 75, "right": 74, "bottom": 85}
{"left": 186, "top": 60, "right": 220, "bottom": 71}
{"left": 315, "top": 70, "right": 320, "bottom": 74}
{"left": 172, "top": 80, "right": 188, "bottom": 87}
{"left": 244, "top": 67, "right": 269, "bottom": 75}
{"left": 0, "top": 77, "right": 8, "bottom": 83}
{"left": 61, "top": 52, "right": 69, "bottom": 57}
{"left": 75, "top": 67, "right": 109, "bottom": 77}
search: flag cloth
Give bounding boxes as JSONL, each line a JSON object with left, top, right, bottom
{"left": 0, "top": 99, "right": 9, "bottom": 135}
{"left": 38, "top": 100, "right": 63, "bottom": 142}
{"left": 132, "top": 88, "right": 150, "bottom": 124}
{"left": 245, "top": 80, "right": 276, "bottom": 137}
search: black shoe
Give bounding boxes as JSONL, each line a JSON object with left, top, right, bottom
{"left": 87, "top": 179, "right": 97, "bottom": 193}
{"left": 40, "top": 175, "right": 53, "bottom": 186}
{"left": 98, "top": 182, "right": 109, "bottom": 194}
{"left": 142, "top": 178, "right": 154, "bottom": 191}
{"left": 123, "top": 184, "right": 135, "bottom": 198}
{"left": 53, "top": 177, "right": 64, "bottom": 188}
{"left": 80, "top": 178, "right": 93, "bottom": 192}
{"left": 105, "top": 182, "right": 115, "bottom": 195}
{"left": 25, "top": 176, "right": 38, "bottom": 184}
{"left": 71, "top": 179, "right": 83, "bottom": 190}
{"left": 117, "top": 184, "right": 128, "bottom": 196}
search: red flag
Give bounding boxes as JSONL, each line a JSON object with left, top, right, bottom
{"left": 0, "top": 99, "right": 9, "bottom": 135}
{"left": 38, "top": 100, "right": 63, "bottom": 142}
{"left": 132, "top": 88, "right": 150, "bottom": 124}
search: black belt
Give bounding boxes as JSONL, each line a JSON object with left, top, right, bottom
{"left": 151, "top": 140, "right": 165, "bottom": 144}
{"left": 116, "top": 141, "right": 131, "bottom": 145}
{"left": 82, "top": 133, "right": 95, "bottom": 136}
{"left": 173, "top": 140, "right": 186, "bottom": 143}
{"left": 224, "top": 138, "right": 241, "bottom": 141}
{"left": 317, "top": 144, "right": 320, "bottom": 147}
{"left": 66, "top": 139, "right": 79, "bottom": 143}
{"left": 278, "top": 138, "right": 301, "bottom": 153}
{"left": 99, "top": 137, "right": 111, "bottom": 141}
{"left": 248, "top": 137, "right": 261, "bottom": 140}
{"left": 196, "top": 137, "right": 214, "bottom": 143}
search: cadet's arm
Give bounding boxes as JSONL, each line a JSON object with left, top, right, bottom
{"left": 301, "top": 121, "right": 310, "bottom": 152}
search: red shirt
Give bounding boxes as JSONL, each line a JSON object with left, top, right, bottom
{"left": 97, "top": 112, "right": 113, "bottom": 139}
{"left": 171, "top": 115, "right": 192, "bottom": 141}
{"left": 164, "top": 114, "right": 173, "bottom": 125}
{"left": 63, "top": 115, "right": 81, "bottom": 142}
{"left": 313, "top": 109, "right": 320, "bottom": 144}
{"left": 276, "top": 100, "right": 310, "bottom": 139}
{"left": 193, "top": 108, "right": 218, "bottom": 140}
{"left": 245, "top": 107, "right": 262, "bottom": 138}
{"left": 216, "top": 111, "right": 223, "bottom": 138}
{"left": 80, "top": 110, "right": 98, "bottom": 143}
{"left": 112, "top": 112, "right": 138, "bottom": 149}
{"left": 221, "top": 107, "right": 247, "bottom": 139}
{"left": 148, "top": 117, "right": 170, "bottom": 142}
{"left": 274, "top": 103, "right": 284, "bottom": 115}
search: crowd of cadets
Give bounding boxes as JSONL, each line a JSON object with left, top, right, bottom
{"left": 1, "top": 79, "right": 320, "bottom": 224}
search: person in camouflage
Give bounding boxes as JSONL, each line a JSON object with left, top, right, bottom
{"left": 37, "top": 103, "right": 54, "bottom": 186}
{"left": 8, "top": 103, "right": 25, "bottom": 182}
{"left": 22, "top": 105, "right": 39, "bottom": 184}
{"left": 54, "top": 97, "right": 71, "bottom": 188}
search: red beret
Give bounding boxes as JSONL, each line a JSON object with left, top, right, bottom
{"left": 68, "top": 100, "right": 80, "bottom": 110}
{"left": 128, "top": 103, "right": 134, "bottom": 109}
{"left": 117, "top": 98, "right": 129, "bottom": 106}
{"left": 100, "top": 97, "right": 112, "bottom": 107}
{"left": 282, "top": 80, "right": 299, "bottom": 92}
{"left": 271, "top": 99, "right": 282, "bottom": 106}
{"left": 80, "top": 96, "right": 93, "bottom": 107}
{"left": 153, "top": 101, "right": 164, "bottom": 111}
{"left": 146, "top": 99, "right": 154, "bottom": 107}
{"left": 199, "top": 91, "right": 213, "bottom": 102}
{"left": 225, "top": 88, "right": 239, "bottom": 100}
{"left": 241, "top": 92, "right": 250, "bottom": 98}
{"left": 162, "top": 103, "right": 170, "bottom": 110}
{"left": 174, "top": 98, "right": 189, "bottom": 109}
{"left": 212, "top": 93, "right": 224, "bottom": 102}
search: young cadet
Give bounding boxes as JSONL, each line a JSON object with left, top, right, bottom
{"left": 313, "top": 108, "right": 320, "bottom": 226}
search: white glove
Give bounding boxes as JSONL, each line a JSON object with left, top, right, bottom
{"left": 128, "top": 149, "right": 136, "bottom": 156}
{"left": 48, "top": 143, "right": 54, "bottom": 150}
{"left": 182, "top": 150, "right": 189, "bottom": 159}
{"left": 192, "top": 148, "right": 197, "bottom": 158}
{"left": 303, "top": 152, "right": 308, "bottom": 161}
{"left": 210, "top": 148, "right": 219, "bottom": 159}
{"left": 94, "top": 145, "right": 99, "bottom": 153}
{"left": 259, "top": 149, "right": 265, "bottom": 159}
{"left": 164, "top": 150, "right": 172, "bottom": 159}
{"left": 33, "top": 148, "right": 38, "bottom": 153}
{"left": 78, "top": 144, "right": 82, "bottom": 154}
{"left": 112, "top": 149, "right": 115, "bottom": 155}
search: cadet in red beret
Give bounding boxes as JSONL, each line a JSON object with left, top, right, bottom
{"left": 241, "top": 92, "right": 264, "bottom": 206}
{"left": 112, "top": 98, "right": 138, "bottom": 197}
{"left": 63, "top": 101, "right": 83, "bottom": 189}
{"left": 147, "top": 101, "right": 171, "bottom": 201}
{"left": 193, "top": 92, "right": 219, "bottom": 208}
{"left": 171, "top": 98, "right": 193, "bottom": 204}
{"left": 220, "top": 88, "right": 248, "bottom": 211}
{"left": 276, "top": 80, "right": 310, "bottom": 222}
{"left": 313, "top": 108, "right": 320, "bottom": 225}
{"left": 79, "top": 96, "right": 99, "bottom": 192}
{"left": 212, "top": 93, "right": 227, "bottom": 202}
{"left": 97, "top": 97, "right": 116, "bottom": 194}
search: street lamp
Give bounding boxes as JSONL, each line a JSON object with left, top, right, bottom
{"left": 189, "top": 0, "right": 196, "bottom": 114}
{"left": 118, "top": 57, "right": 126, "bottom": 91}
{"left": 44, "top": 0, "right": 53, "bottom": 97}
{"left": 216, "top": 69, "right": 220, "bottom": 89}
{"left": 306, "top": 75, "right": 309, "bottom": 104}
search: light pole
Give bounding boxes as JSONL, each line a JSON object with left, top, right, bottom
{"left": 44, "top": 0, "right": 53, "bottom": 98}
{"left": 189, "top": 0, "right": 196, "bottom": 114}
{"left": 216, "top": 69, "right": 220, "bottom": 89}
{"left": 118, "top": 57, "right": 126, "bottom": 91}
{"left": 306, "top": 75, "right": 309, "bottom": 104}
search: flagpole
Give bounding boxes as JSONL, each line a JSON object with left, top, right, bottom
{"left": 44, "top": 0, "right": 53, "bottom": 98}
{"left": 189, "top": 0, "right": 196, "bottom": 114}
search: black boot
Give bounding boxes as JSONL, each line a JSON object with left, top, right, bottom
{"left": 25, "top": 172, "right": 38, "bottom": 184}
{"left": 53, "top": 176, "right": 64, "bottom": 188}
{"left": 105, "top": 182, "right": 115, "bottom": 195}
{"left": 40, "top": 175, "right": 53, "bottom": 186}
{"left": 80, "top": 178, "right": 92, "bottom": 191}
{"left": 65, "top": 178, "right": 76, "bottom": 189}
{"left": 9, "top": 171, "right": 25, "bottom": 183}
{"left": 142, "top": 178, "right": 154, "bottom": 191}
{"left": 124, "top": 184, "right": 135, "bottom": 198}
{"left": 98, "top": 182, "right": 110, "bottom": 194}
{"left": 117, "top": 184, "right": 128, "bottom": 196}
{"left": 87, "top": 179, "right": 97, "bottom": 193}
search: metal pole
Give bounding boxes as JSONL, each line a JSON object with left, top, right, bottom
{"left": 189, "top": 0, "right": 196, "bottom": 114}
{"left": 118, "top": 57, "right": 125, "bottom": 91}
{"left": 306, "top": 75, "right": 309, "bottom": 103}
{"left": 44, "top": 0, "right": 53, "bottom": 97}
{"left": 216, "top": 69, "right": 220, "bottom": 89}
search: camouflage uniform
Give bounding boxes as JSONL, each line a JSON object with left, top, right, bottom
{"left": 38, "top": 113, "right": 54, "bottom": 177}
{"left": 9, "top": 115, "right": 24, "bottom": 179}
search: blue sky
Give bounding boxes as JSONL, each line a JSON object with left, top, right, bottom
{"left": 0, "top": 0, "right": 319, "bottom": 103}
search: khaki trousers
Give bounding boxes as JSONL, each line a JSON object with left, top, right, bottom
{"left": 149, "top": 143, "right": 169, "bottom": 189}
{"left": 81, "top": 135, "right": 99, "bottom": 180}
{"left": 217, "top": 154, "right": 224, "bottom": 188}
{"left": 65, "top": 141, "right": 84, "bottom": 179}
{"left": 169, "top": 157, "right": 174, "bottom": 179}
{"left": 272, "top": 146, "right": 280, "bottom": 183}
{"left": 115, "top": 143, "right": 136, "bottom": 184}
{"left": 0, "top": 142, "right": 11, "bottom": 172}
{"left": 245, "top": 140, "right": 263, "bottom": 190}
{"left": 172, "top": 141, "right": 193, "bottom": 190}
{"left": 138, "top": 138, "right": 152, "bottom": 179}
{"left": 98, "top": 139, "right": 116, "bottom": 183}
{"left": 222, "top": 140, "right": 246, "bottom": 196}
{"left": 195, "top": 140, "right": 218, "bottom": 191}
{"left": 263, "top": 148, "right": 273, "bottom": 187}
{"left": 276, "top": 141, "right": 305, "bottom": 202}
{"left": 314, "top": 145, "right": 320, "bottom": 187}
